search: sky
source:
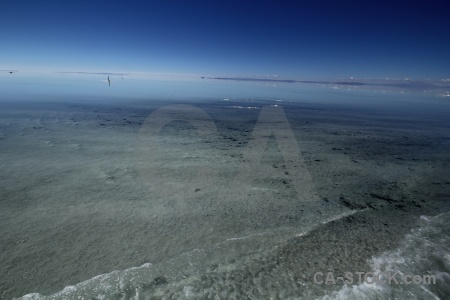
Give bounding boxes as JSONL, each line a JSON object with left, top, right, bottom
{"left": 1, "top": 0, "right": 449, "bottom": 80}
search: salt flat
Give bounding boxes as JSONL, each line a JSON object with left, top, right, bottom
{"left": 0, "top": 97, "right": 449, "bottom": 299}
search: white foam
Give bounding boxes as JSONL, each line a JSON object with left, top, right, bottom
{"left": 295, "top": 209, "right": 363, "bottom": 237}
{"left": 230, "top": 105, "right": 259, "bottom": 109}
{"left": 250, "top": 186, "right": 279, "bottom": 192}
{"left": 320, "top": 211, "right": 450, "bottom": 300}
{"left": 320, "top": 209, "right": 365, "bottom": 225}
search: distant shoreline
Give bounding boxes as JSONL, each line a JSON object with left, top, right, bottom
{"left": 208, "top": 76, "right": 445, "bottom": 90}
{"left": 209, "top": 76, "right": 366, "bottom": 86}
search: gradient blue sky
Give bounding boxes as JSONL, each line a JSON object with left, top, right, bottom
{"left": 1, "top": 0, "right": 449, "bottom": 80}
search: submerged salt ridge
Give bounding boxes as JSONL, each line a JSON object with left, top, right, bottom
{"left": 17, "top": 211, "right": 450, "bottom": 300}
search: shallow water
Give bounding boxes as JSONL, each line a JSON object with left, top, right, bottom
{"left": 1, "top": 74, "right": 450, "bottom": 299}
{"left": 15, "top": 212, "right": 450, "bottom": 300}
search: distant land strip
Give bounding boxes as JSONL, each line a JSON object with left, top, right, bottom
{"left": 208, "top": 77, "right": 443, "bottom": 89}
{"left": 208, "top": 77, "right": 366, "bottom": 86}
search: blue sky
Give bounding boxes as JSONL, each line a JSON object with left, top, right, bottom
{"left": 1, "top": 0, "right": 449, "bottom": 80}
